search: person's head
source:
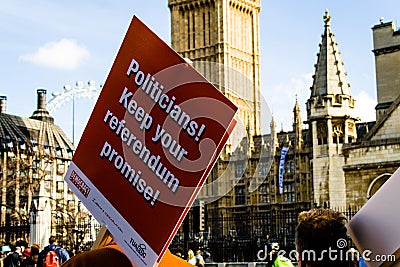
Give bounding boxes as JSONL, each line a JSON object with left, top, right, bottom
{"left": 30, "top": 246, "right": 40, "bottom": 263}
{"left": 49, "top": 236, "right": 58, "bottom": 245}
{"left": 187, "top": 249, "right": 194, "bottom": 259}
{"left": 271, "top": 242, "right": 279, "bottom": 253}
{"left": 267, "top": 242, "right": 279, "bottom": 263}
{"left": 31, "top": 244, "right": 40, "bottom": 250}
{"left": 295, "top": 208, "right": 350, "bottom": 267}
{"left": 196, "top": 250, "right": 202, "bottom": 256}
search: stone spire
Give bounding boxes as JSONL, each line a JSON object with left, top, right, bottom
{"left": 293, "top": 96, "right": 303, "bottom": 150}
{"left": 293, "top": 95, "right": 302, "bottom": 129}
{"left": 310, "top": 9, "right": 352, "bottom": 98}
{"left": 270, "top": 115, "right": 278, "bottom": 149}
{"left": 306, "top": 10, "right": 358, "bottom": 209}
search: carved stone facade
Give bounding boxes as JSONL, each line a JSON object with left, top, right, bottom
{"left": 341, "top": 20, "right": 400, "bottom": 207}
{"left": 168, "top": 1, "right": 312, "bottom": 252}
{"left": 168, "top": 0, "right": 261, "bottom": 140}
{"left": 168, "top": 3, "right": 400, "bottom": 254}
{"left": 372, "top": 20, "right": 400, "bottom": 121}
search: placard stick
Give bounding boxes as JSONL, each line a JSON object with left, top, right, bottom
{"left": 91, "top": 225, "right": 113, "bottom": 250}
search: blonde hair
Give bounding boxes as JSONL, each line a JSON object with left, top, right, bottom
{"left": 187, "top": 249, "right": 194, "bottom": 258}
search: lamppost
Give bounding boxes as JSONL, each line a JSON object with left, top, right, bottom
{"left": 47, "top": 80, "right": 102, "bottom": 145}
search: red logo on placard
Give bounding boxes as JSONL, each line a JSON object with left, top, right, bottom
{"left": 69, "top": 170, "right": 91, "bottom": 198}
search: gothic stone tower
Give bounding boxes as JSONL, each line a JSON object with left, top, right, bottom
{"left": 306, "top": 10, "right": 358, "bottom": 208}
{"left": 168, "top": 0, "right": 261, "bottom": 138}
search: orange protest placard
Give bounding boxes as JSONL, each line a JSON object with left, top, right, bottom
{"left": 64, "top": 16, "right": 237, "bottom": 267}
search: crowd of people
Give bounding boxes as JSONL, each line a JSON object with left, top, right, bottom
{"left": 0, "top": 208, "right": 384, "bottom": 266}
{"left": 186, "top": 249, "right": 205, "bottom": 266}
{"left": 1, "top": 236, "right": 69, "bottom": 267}
{"left": 181, "top": 208, "right": 370, "bottom": 267}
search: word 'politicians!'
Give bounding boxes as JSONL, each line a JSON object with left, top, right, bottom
{"left": 125, "top": 58, "right": 206, "bottom": 142}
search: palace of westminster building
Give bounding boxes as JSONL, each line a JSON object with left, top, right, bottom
{"left": 0, "top": 0, "right": 399, "bottom": 257}
{"left": 168, "top": 0, "right": 400, "bottom": 249}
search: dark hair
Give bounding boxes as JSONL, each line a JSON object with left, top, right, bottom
{"left": 295, "top": 208, "right": 350, "bottom": 267}
{"left": 49, "top": 236, "right": 57, "bottom": 244}
{"left": 30, "top": 246, "right": 40, "bottom": 256}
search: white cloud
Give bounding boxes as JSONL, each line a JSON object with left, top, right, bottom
{"left": 263, "top": 73, "right": 313, "bottom": 131}
{"left": 19, "top": 38, "right": 90, "bottom": 70}
{"left": 354, "top": 90, "right": 377, "bottom": 122}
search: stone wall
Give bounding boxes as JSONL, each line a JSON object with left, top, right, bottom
{"left": 344, "top": 141, "right": 400, "bottom": 206}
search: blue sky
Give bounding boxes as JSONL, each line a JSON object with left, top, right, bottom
{"left": 1, "top": 1, "right": 399, "bottom": 143}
